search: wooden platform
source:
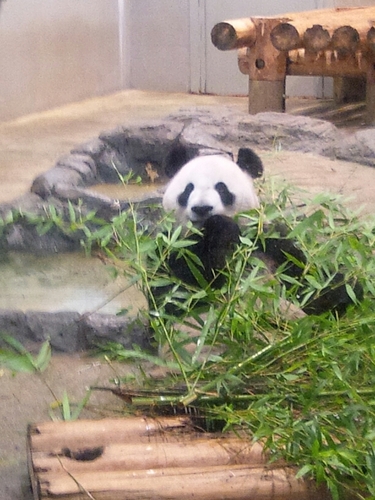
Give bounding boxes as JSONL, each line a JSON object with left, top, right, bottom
{"left": 211, "top": 7, "right": 375, "bottom": 123}
{"left": 27, "top": 416, "right": 331, "bottom": 499}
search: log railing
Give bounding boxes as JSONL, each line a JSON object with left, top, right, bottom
{"left": 211, "top": 7, "right": 375, "bottom": 123}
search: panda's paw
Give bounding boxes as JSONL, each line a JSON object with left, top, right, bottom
{"left": 203, "top": 215, "right": 240, "bottom": 249}
{"left": 197, "top": 215, "right": 241, "bottom": 277}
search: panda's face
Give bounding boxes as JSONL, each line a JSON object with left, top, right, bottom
{"left": 163, "top": 154, "right": 260, "bottom": 224}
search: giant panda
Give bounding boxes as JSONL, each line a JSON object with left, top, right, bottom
{"left": 157, "top": 144, "right": 362, "bottom": 316}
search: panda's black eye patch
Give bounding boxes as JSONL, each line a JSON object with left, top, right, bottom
{"left": 178, "top": 183, "right": 194, "bottom": 207}
{"left": 215, "top": 182, "right": 235, "bottom": 206}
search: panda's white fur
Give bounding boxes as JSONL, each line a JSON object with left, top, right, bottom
{"left": 163, "top": 154, "right": 259, "bottom": 224}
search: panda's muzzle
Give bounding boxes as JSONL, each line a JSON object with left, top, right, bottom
{"left": 191, "top": 205, "right": 213, "bottom": 219}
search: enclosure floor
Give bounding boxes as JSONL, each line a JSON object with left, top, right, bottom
{"left": 0, "top": 89, "right": 369, "bottom": 204}
{"left": 0, "top": 90, "right": 374, "bottom": 500}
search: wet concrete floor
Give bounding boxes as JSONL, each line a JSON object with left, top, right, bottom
{"left": 1, "top": 90, "right": 375, "bottom": 500}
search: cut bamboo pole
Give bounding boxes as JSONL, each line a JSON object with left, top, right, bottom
{"left": 31, "top": 438, "right": 266, "bottom": 473}
{"left": 28, "top": 416, "right": 332, "bottom": 500}
{"left": 29, "top": 416, "right": 193, "bottom": 452}
{"left": 37, "top": 465, "right": 330, "bottom": 500}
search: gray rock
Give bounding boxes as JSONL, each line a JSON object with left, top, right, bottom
{"left": 0, "top": 309, "right": 150, "bottom": 354}
{"left": 25, "top": 311, "right": 85, "bottom": 352}
{"left": 70, "top": 138, "right": 107, "bottom": 159}
{"left": 100, "top": 121, "right": 184, "bottom": 181}
{"left": 56, "top": 153, "right": 98, "bottom": 184}
{"left": 239, "top": 112, "right": 338, "bottom": 156}
{"left": 6, "top": 223, "right": 79, "bottom": 253}
{"left": 168, "top": 108, "right": 338, "bottom": 156}
{"left": 95, "top": 145, "right": 130, "bottom": 183}
{"left": 0, "top": 310, "right": 30, "bottom": 344}
{"left": 335, "top": 128, "right": 375, "bottom": 166}
{"left": 31, "top": 167, "right": 85, "bottom": 199}
{"left": 80, "top": 313, "right": 150, "bottom": 350}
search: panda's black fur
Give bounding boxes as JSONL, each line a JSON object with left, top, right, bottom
{"left": 157, "top": 144, "right": 362, "bottom": 316}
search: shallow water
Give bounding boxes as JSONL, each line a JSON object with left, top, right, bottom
{"left": 88, "top": 182, "right": 163, "bottom": 201}
{"left": 0, "top": 252, "right": 146, "bottom": 314}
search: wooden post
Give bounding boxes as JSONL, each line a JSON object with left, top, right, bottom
{"left": 246, "top": 19, "right": 287, "bottom": 114}
{"left": 366, "top": 61, "right": 375, "bottom": 124}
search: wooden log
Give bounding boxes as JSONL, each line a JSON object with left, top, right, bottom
{"left": 303, "top": 25, "right": 331, "bottom": 52}
{"left": 270, "top": 23, "right": 301, "bottom": 51}
{"left": 332, "top": 26, "right": 360, "bottom": 57}
{"left": 366, "top": 60, "right": 375, "bottom": 124}
{"left": 36, "top": 465, "right": 331, "bottom": 500}
{"left": 29, "top": 416, "right": 193, "bottom": 452}
{"left": 269, "top": 7, "right": 375, "bottom": 52}
{"left": 211, "top": 18, "right": 256, "bottom": 51}
{"left": 31, "top": 438, "right": 266, "bottom": 473}
{"left": 28, "top": 416, "right": 333, "bottom": 500}
{"left": 211, "top": 7, "right": 375, "bottom": 52}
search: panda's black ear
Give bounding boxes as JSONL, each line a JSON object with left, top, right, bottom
{"left": 237, "top": 148, "right": 263, "bottom": 178}
{"left": 165, "top": 144, "right": 191, "bottom": 178}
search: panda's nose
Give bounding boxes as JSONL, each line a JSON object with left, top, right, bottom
{"left": 191, "top": 205, "right": 213, "bottom": 218}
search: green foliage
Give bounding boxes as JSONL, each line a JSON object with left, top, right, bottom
{"left": 49, "top": 388, "right": 92, "bottom": 421}
{"left": 3, "top": 179, "right": 375, "bottom": 497}
{"left": 0, "top": 334, "right": 51, "bottom": 373}
{"left": 89, "top": 182, "right": 375, "bottom": 499}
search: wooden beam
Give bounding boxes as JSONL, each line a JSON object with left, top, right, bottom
{"left": 287, "top": 50, "right": 366, "bottom": 77}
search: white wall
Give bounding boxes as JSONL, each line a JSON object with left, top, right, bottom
{"left": 0, "top": 0, "right": 129, "bottom": 121}
{"left": 128, "top": 0, "right": 190, "bottom": 92}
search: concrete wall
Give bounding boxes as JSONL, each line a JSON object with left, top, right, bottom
{"left": 0, "top": 0, "right": 128, "bottom": 121}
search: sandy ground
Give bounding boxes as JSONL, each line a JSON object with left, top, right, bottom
{"left": 1, "top": 90, "right": 375, "bottom": 500}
